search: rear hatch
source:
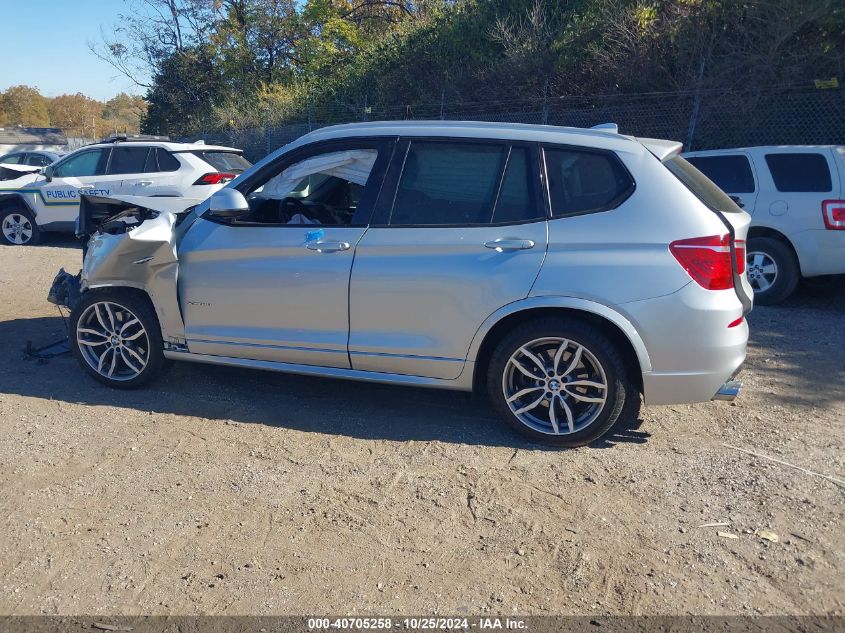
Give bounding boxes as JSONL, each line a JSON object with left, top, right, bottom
{"left": 641, "top": 139, "right": 754, "bottom": 313}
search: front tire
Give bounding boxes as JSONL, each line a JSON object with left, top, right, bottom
{"left": 0, "top": 207, "right": 40, "bottom": 245}
{"left": 746, "top": 237, "right": 799, "bottom": 305}
{"left": 70, "top": 289, "right": 166, "bottom": 389}
{"left": 486, "top": 318, "right": 633, "bottom": 447}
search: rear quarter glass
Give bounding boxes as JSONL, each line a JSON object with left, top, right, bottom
{"left": 764, "top": 153, "right": 832, "bottom": 193}
{"left": 193, "top": 151, "right": 252, "bottom": 173}
{"left": 664, "top": 156, "right": 743, "bottom": 213}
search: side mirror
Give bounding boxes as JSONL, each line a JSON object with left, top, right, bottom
{"left": 204, "top": 188, "right": 250, "bottom": 219}
{"left": 43, "top": 165, "right": 54, "bottom": 182}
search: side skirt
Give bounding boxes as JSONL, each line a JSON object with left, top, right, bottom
{"left": 163, "top": 350, "right": 475, "bottom": 392}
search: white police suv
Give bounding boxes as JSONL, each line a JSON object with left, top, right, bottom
{"left": 0, "top": 135, "right": 250, "bottom": 245}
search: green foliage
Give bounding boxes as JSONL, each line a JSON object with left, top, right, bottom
{"left": 117, "top": 0, "right": 844, "bottom": 134}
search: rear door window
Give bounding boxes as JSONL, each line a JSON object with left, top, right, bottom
{"left": 686, "top": 155, "right": 755, "bottom": 193}
{"left": 1, "top": 153, "right": 24, "bottom": 164}
{"left": 491, "top": 146, "right": 540, "bottom": 223}
{"left": 544, "top": 147, "right": 634, "bottom": 216}
{"left": 108, "top": 146, "right": 150, "bottom": 175}
{"left": 390, "top": 141, "right": 507, "bottom": 225}
{"left": 764, "top": 153, "right": 832, "bottom": 192}
{"left": 193, "top": 151, "right": 251, "bottom": 173}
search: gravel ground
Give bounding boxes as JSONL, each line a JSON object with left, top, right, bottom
{"left": 0, "top": 235, "right": 842, "bottom": 616}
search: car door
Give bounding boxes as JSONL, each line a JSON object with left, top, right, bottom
{"left": 348, "top": 138, "right": 548, "bottom": 380}
{"left": 123, "top": 147, "right": 182, "bottom": 196}
{"left": 39, "top": 148, "right": 116, "bottom": 225}
{"left": 101, "top": 145, "right": 157, "bottom": 197}
{"left": 750, "top": 148, "right": 839, "bottom": 234}
{"left": 685, "top": 152, "right": 759, "bottom": 214}
{"left": 177, "top": 137, "right": 394, "bottom": 368}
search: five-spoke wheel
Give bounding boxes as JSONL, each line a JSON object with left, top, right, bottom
{"left": 745, "top": 236, "right": 799, "bottom": 305}
{"left": 76, "top": 301, "right": 150, "bottom": 381}
{"left": 0, "top": 208, "right": 39, "bottom": 246}
{"left": 746, "top": 251, "right": 778, "bottom": 293}
{"left": 503, "top": 337, "right": 608, "bottom": 436}
{"left": 488, "top": 318, "right": 633, "bottom": 447}
{"left": 70, "top": 289, "right": 166, "bottom": 388}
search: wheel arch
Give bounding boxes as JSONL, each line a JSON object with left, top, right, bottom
{"left": 747, "top": 225, "right": 804, "bottom": 276}
{"left": 0, "top": 193, "right": 37, "bottom": 216}
{"left": 468, "top": 298, "right": 650, "bottom": 395}
{"left": 83, "top": 283, "right": 169, "bottom": 340}
{"left": 747, "top": 225, "right": 798, "bottom": 254}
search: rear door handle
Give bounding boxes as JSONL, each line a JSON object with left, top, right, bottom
{"left": 484, "top": 238, "right": 535, "bottom": 251}
{"left": 78, "top": 184, "right": 95, "bottom": 191}
{"left": 137, "top": 180, "right": 154, "bottom": 186}
{"left": 306, "top": 240, "right": 351, "bottom": 253}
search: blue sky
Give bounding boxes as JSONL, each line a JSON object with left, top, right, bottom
{"left": 1, "top": 0, "right": 147, "bottom": 100}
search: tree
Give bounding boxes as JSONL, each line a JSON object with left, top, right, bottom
{"left": 102, "top": 93, "right": 148, "bottom": 133}
{"left": 47, "top": 93, "right": 106, "bottom": 138}
{"left": 0, "top": 85, "right": 50, "bottom": 127}
{"left": 142, "top": 49, "right": 225, "bottom": 135}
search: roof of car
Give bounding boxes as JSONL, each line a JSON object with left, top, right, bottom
{"left": 84, "top": 140, "right": 240, "bottom": 152}
{"left": 293, "top": 120, "right": 655, "bottom": 154}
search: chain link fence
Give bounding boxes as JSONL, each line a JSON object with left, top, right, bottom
{"left": 183, "top": 86, "right": 845, "bottom": 162}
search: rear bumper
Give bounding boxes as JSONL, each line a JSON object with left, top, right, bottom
{"left": 621, "top": 282, "right": 748, "bottom": 406}
{"left": 792, "top": 229, "right": 845, "bottom": 277}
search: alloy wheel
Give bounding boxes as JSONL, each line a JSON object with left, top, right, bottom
{"left": 76, "top": 301, "right": 150, "bottom": 381}
{"left": 501, "top": 337, "right": 608, "bottom": 436}
{"left": 2, "top": 213, "right": 33, "bottom": 245}
{"left": 746, "top": 250, "right": 778, "bottom": 292}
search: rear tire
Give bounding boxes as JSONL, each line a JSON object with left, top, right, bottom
{"left": 486, "top": 318, "right": 635, "bottom": 447}
{"left": 70, "top": 289, "right": 166, "bottom": 389}
{"left": 0, "top": 207, "right": 40, "bottom": 246}
{"left": 746, "top": 237, "right": 798, "bottom": 305}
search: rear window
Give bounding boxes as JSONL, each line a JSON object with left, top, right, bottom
{"left": 765, "top": 153, "right": 832, "bottom": 192}
{"left": 544, "top": 147, "right": 633, "bottom": 216}
{"left": 686, "top": 155, "right": 755, "bottom": 193}
{"left": 193, "top": 151, "right": 251, "bottom": 173}
{"left": 664, "top": 156, "right": 743, "bottom": 213}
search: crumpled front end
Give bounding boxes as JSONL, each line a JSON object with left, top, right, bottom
{"left": 51, "top": 194, "right": 188, "bottom": 348}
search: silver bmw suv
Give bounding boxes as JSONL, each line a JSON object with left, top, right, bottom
{"left": 55, "top": 121, "right": 753, "bottom": 447}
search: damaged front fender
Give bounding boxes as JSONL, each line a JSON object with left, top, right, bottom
{"left": 77, "top": 195, "right": 188, "bottom": 348}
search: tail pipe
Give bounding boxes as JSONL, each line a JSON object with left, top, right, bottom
{"left": 712, "top": 380, "right": 742, "bottom": 402}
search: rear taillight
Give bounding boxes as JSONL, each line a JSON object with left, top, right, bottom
{"left": 193, "top": 172, "right": 236, "bottom": 185}
{"left": 669, "top": 234, "right": 735, "bottom": 290}
{"left": 734, "top": 239, "right": 746, "bottom": 275}
{"left": 822, "top": 200, "right": 845, "bottom": 230}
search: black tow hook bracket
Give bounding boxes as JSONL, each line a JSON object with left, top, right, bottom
{"left": 23, "top": 267, "right": 81, "bottom": 362}
{"left": 47, "top": 267, "right": 82, "bottom": 312}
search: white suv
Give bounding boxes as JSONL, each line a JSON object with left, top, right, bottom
{"left": 0, "top": 136, "right": 250, "bottom": 246}
{"left": 684, "top": 146, "right": 845, "bottom": 304}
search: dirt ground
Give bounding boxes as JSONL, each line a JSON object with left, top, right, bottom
{"left": 0, "top": 235, "right": 842, "bottom": 617}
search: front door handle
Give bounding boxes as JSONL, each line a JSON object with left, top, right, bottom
{"left": 137, "top": 180, "right": 154, "bottom": 186}
{"left": 484, "top": 238, "right": 535, "bottom": 251}
{"left": 306, "top": 240, "right": 351, "bottom": 253}
{"left": 78, "top": 184, "right": 95, "bottom": 191}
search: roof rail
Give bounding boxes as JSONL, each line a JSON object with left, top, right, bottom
{"left": 590, "top": 123, "right": 619, "bottom": 134}
{"left": 99, "top": 134, "right": 171, "bottom": 143}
